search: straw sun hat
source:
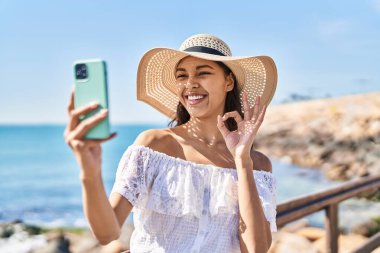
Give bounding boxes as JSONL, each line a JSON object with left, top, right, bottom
{"left": 137, "top": 34, "right": 277, "bottom": 119}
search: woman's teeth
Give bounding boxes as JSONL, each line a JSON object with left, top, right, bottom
{"left": 186, "top": 95, "right": 206, "bottom": 105}
{"left": 188, "top": 95, "right": 204, "bottom": 100}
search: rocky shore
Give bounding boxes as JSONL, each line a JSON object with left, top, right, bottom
{"left": 259, "top": 91, "right": 380, "bottom": 252}
{"left": 268, "top": 218, "right": 380, "bottom": 253}
{"left": 257, "top": 92, "right": 380, "bottom": 181}
{"left": 0, "top": 220, "right": 133, "bottom": 253}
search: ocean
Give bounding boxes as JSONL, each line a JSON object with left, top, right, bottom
{"left": 0, "top": 124, "right": 340, "bottom": 228}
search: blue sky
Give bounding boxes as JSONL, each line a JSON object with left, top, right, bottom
{"left": 0, "top": 0, "right": 379, "bottom": 124}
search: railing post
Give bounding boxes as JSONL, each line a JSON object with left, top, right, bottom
{"left": 325, "top": 204, "right": 339, "bottom": 253}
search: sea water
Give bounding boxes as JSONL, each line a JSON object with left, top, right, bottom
{"left": 0, "top": 124, "right": 341, "bottom": 228}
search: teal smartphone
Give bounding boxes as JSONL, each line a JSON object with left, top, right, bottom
{"left": 73, "top": 59, "right": 111, "bottom": 139}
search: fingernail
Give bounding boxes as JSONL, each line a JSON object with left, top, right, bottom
{"left": 90, "top": 101, "right": 99, "bottom": 107}
{"left": 100, "top": 109, "right": 108, "bottom": 114}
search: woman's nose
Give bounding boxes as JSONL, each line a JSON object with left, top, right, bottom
{"left": 185, "top": 77, "right": 199, "bottom": 89}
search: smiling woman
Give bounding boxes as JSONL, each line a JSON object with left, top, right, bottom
{"left": 172, "top": 58, "right": 242, "bottom": 131}
{"left": 64, "top": 34, "right": 278, "bottom": 253}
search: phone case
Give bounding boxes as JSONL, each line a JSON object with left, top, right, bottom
{"left": 73, "top": 59, "right": 111, "bottom": 139}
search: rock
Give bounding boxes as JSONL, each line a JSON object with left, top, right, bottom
{"left": 368, "top": 120, "right": 380, "bottom": 135}
{"left": 100, "top": 240, "right": 124, "bottom": 253}
{"left": 280, "top": 219, "right": 309, "bottom": 233}
{"left": 279, "top": 155, "right": 292, "bottom": 164}
{"left": 352, "top": 217, "right": 380, "bottom": 237}
{"left": 68, "top": 230, "right": 99, "bottom": 253}
{"left": 269, "top": 232, "right": 317, "bottom": 253}
{"left": 31, "top": 233, "right": 70, "bottom": 253}
{"left": 324, "top": 164, "right": 350, "bottom": 180}
{"left": 296, "top": 227, "right": 325, "bottom": 241}
{"left": 67, "top": 222, "right": 134, "bottom": 253}
{"left": 0, "top": 220, "right": 44, "bottom": 239}
{"left": 352, "top": 220, "right": 378, "bottom": 237}
{"left": 312, "top": 233, "right": 368, "bottom": 253}
{"left": 257, "top": 92, "right": 380, "bottom": 180}
{"left": 346, "top": 162, "right": 369, "bottom": 178}
{"left": 0, "top": 223, "right": 15, "bottom": 238}
{"left": 24, "top": 224, "right": 42, "bottom": 235}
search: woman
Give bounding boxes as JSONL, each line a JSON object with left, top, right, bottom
{"left": 64, "top": 34, "right": 278, "bottom": 253}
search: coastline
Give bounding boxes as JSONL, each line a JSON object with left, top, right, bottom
{"left": 0, "top": 221, "right": 133, "bottom": 253}
{"left": 257, "top": 91, "right": 380, "bottom": 181}
{"left": 259, "top": 91, "right": 380, "bottom": 252}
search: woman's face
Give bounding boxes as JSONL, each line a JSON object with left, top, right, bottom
{"left": 175, "top": 56, "right": 234, "bottom": 119}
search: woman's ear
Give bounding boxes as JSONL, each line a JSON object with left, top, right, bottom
{"left": 226, "top": 73, "right": 234, "bottom": 92}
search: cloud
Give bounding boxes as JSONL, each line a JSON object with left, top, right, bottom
{"left": 318, "top": 20, "right": 349, "bottom": 38}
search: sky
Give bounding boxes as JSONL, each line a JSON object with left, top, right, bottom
{"left": 0, "top": 0, "right": 379, "bottom": 124}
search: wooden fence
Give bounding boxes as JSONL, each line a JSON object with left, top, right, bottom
{"left": 276, "top": 174, "right": 380, "bottom": 253}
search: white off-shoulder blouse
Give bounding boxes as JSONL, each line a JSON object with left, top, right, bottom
{"left": 111, "top": 145, "right": 277, "bottom": 253}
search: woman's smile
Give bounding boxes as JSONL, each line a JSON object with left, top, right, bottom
{"left": 185, "top": 94, "right": 208, "bottom": 105}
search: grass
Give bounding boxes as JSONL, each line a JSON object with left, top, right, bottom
{"left": 40, "top": 226, "right": 88, "bottom": 235}
{"left": 367, "top": 216, "right": 380, "bottom": 237}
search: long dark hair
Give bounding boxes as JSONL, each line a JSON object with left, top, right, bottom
{"left": 168, "top": 61, "right": 243, "bottom": 131}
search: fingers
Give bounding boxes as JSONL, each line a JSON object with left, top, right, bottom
{"left": 69, "top": 139, "right": 86, "bottom": 150}
{"left": 250, "top": 95, "right": 267, "bottom": 127}
{"left": 257, "top": 104, "right": 267, "bottom": 124}
{"left": 242, "top": 92, "right": 251, "bottom": 120}
{"left": 222, "top": 111, "right": 243, "bottom": 124}
{"left": 79, "top": 132, "right": 117, "bottom": 149}
{"left": 217, "top": 115, "right": 230, "bottom": 138}
{"left": 217, "top": 111, "right": 243, "bottom": 138}
{"left": 66, "top": 127, "right": 116, "bottom": 152}
{"left": 91, "top": 132, "right": 118, "bottom": 144}
{"left": 67, "top": 86, "right": 75, "bottom": 114}
{"left": 251, "top": 96, "right": 261, "bottom": 121}
{"left": 67, "top": 102, "right": 100, "bottom": 132}
{"left": 66, "top": 109, "right": 108, "bottom": 142}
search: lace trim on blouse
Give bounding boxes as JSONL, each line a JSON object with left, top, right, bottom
{"left": 111, "top": 144, "right": 277, "bottom": 232}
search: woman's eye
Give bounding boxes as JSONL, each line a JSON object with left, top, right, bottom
{"left": 176, "top": 74, "right": 187, "bottom": 79}
{"left": 199, "top": 72, "right": 210, "bottom": 76}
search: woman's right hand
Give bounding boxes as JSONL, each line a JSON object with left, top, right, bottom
{"left": 64, "top": 87, "right": 117, "bottom": 179}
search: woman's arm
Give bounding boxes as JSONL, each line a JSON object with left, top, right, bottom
{"left": 235, "top": 155, "right": 272, "bottom": 253}
{"left": 64, "top": 88, "right": 131, "bottom": 245}
{"left": 217, "top": 93, "right": 273, "bottom": 252}
{"left": 81, "top": 174, "right": 132, "bottom": 244}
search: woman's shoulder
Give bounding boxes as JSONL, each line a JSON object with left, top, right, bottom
{"left": 133, "top": 128, "right": 182, "bottom": 156}
{"left": 133, "top": 128, "right": 272, "bottom": 173}
{"left": 251, "top": 149, "right": 272, "bottom": 173}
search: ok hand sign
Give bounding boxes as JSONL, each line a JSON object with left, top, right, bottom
{"left": 217, "top": 92, "right": 267, "bottom": 160}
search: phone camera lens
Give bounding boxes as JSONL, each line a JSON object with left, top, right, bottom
{"left": 75, "top": 64, "right": 88, "bottom": 80}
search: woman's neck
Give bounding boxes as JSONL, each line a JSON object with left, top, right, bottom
{"left": 181, "top": 116, "right": 226, "bottom": 147}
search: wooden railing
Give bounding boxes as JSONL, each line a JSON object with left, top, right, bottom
{"left": 276, "top": 174, "right": 380, "bottom": 253}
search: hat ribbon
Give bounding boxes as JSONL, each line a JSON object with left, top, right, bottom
{"left": 183, "top": 46, "right": 226, "bottom": 56}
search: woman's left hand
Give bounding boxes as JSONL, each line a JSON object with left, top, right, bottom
{"left": 217, "top": 92, "right": 267, "bottom": 160}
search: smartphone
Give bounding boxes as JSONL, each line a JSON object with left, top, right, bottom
{"left": 73, "top": 59, "right": 111, "bottom": 139}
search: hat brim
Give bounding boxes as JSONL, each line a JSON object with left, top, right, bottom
{"left": 137, "top": 47, "right": 277, "bottom": 120}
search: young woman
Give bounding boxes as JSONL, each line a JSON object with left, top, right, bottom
{"left": 64, "top": 34, "right": 278, "bottom": 253}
